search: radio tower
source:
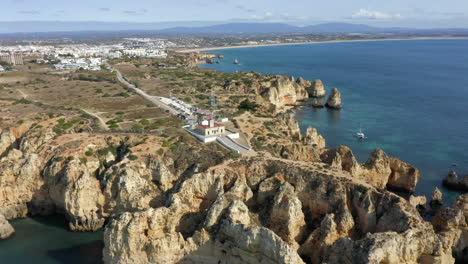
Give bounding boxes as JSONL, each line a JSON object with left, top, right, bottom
{"left": 210, "top": 88, "right": 217, "bottom": 118}
{"left": 210, "top": 89, "right": 217, "bottom": 110}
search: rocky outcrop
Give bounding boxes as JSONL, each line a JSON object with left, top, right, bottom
{"left": 0, "top": 121, "right": 226, "bottom": 232}
{"left": 443, "top": 170, "right": 468, "bottom": 191}
{"left": 387, "top": 157, "right": 420, "bottom": 192}
{"left": 325, "top": 87, "right": 342, "bottom": 109}
{"left": 225, "top": 74, "right": 312, "bottom": 113}
{"left": 303, "top": 126, "right": 326, "bottom": 149}
{"left": 409, "top": 195, "right": 427, "bottom": 209}
{"left": 102, "top": 155, "right": 458, "bottom": 264}
{"left": 321, "top": 147, "right": 419, "bottom": 193}
{"left": 306, "top": 79, "right": 326, "bottom": 98}
{"left": 0, "top": 213, "right": 14, "bottom": 239}
{"left": 431, "top": 187, "right": 443, "bottom": 206}
{"left": 261, "top": 75, "right": 309, "bottom": 112}
{"left": 271, "top": 113, "right": 325, "bottom": 162}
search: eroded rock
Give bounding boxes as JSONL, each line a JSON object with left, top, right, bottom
{"left": 325, "top": 87, "right": 342, "bottom": 109}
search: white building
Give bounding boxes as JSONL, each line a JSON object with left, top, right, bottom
{"left": 195, "top": 116, "right": 225, "bottom": 136}
{"left": 54, "top": 58, "right": 102, "bottom": 71}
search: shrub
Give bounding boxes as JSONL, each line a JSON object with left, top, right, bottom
{"left": 79, "top": 157, "right": 88, "bottom": 165}
{"left": 128, "top": 154, "right": 138, "bottom": 161}
{"left": 139, "top": 119, "right": 150, "bottom": 125}
{"left": 238, "top": 99, "right": 258, "bottom": 111}
{"left": 85, "top": 149, "right": 93, "bottom": 156}
{"left": 156, "top": 149, "right": 164, "bottom": 155}
{"left": 225, "top": 151, "right": 241, "bottom": 159}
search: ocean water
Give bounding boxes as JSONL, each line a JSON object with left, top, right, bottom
{"left": 0, "top": 216, "right": 103, "bottom": 263}
{"left": 203, "top": 39, "right": 468, "bottom": 203}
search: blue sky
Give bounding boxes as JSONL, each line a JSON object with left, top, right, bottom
{"left": 3, "top": 0, "right": 468, "bottom": 28}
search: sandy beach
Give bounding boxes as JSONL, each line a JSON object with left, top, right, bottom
{"left": 174, "top": 36, "right": 468, "bottom": 53}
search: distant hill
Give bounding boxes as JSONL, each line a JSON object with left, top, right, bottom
{"left": 301, "top": 22, "right": 381, "bottom": 33}
{"left": 158, "top": 23, "right": 299, "bottom": 34}
{"left": 0, "top": 21, "right": 467, "bottom": 35}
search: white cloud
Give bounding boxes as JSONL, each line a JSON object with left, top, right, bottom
{"left": 249, "top": 11, "right": 306, "bottom": 22}
{"left": 352, "top": 9, "right": 402, "bottom": 20}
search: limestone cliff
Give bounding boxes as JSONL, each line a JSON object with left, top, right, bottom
{"left": 0, "top": 120, "right": 226, "bottom": 231}
{"left": 321, "top": 146, "right": 420, "bottom": 193}
{"left": 225, "top": 74, "right": 311, "bottom": 113}
{"left": 1, "top": 116, "right": 464, "bottom": 264}
{"left": 103, "top": 157, "right": 462, "bottom": 264}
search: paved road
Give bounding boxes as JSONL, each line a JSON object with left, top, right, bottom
{"left": 106, "top": 63, "right": 181, "bottom": 116}
{"left": 218, "top": 135, "right": 251, "bottom": 153}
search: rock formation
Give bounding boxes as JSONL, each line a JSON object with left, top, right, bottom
{"left": 443, "top": 170, "right": 468, "bottom": 191}
{"left": 0, "top": 213, "right": 14, "bottom": 239}
{"left": 102, "top": 156, "right": 466, "bottom": 264}
{"left": 225, "top": 74, "right": 311, "bottom": 113}
{"left": 303, "top": 126, "right": 326, "bottom": 149}
{"left": 431, "top": 187, "right": 443, "bottom": 206}
{"left": 320, "top": 147, "right": 420, "bottom": 193}
{"left": 306, "top": 79, "right": 326, "bottom": 98}
{"left": 325, "top": 87, "right": 342, "bottom": 109}
{"left": 1, "top": 113, "right": 466, "bottom": 264}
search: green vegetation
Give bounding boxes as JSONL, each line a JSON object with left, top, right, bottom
{"left": 128, "top": 154, "right": 138, "bottom": 161}
{"left": 139, "top": 119, "right": 150, "bottom": 126}
{"left": 357, "top": 185, "right": 369, "bottom": 194}
{"left": 53, "top": 118, "right": 81, "bottom": 134}
{"left": 267, "top": 133, "right": 280, "bottom": 139}
{"left": 74, "top": 73, "right": 117, "bottom": 83}
{"left": 238, "top": 99, "right": 258, "bottom": 111}
{"left": 156, "top": 149, "right": 164, "bottom": 155}
{"left": 97, "top": 146, "right": 117, "bottom": 156}
{"left": 225, "top": 151, "right": 241, "bottom": 160}
{"left": 85, "top": 149, "right": 94, "bottom": 156}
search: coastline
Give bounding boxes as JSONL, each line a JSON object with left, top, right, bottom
{"left": 174, "top": 36, "right": 468, "bottom": 53}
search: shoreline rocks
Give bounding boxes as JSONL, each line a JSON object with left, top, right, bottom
{"left": 325, "top": 87, "right": 342, "bottom": 109}
{"left": 0, "top": 213, "right": 15, "bottom": 239}
{"left": 431, "top": 187, "right": 443, "bottom": 206}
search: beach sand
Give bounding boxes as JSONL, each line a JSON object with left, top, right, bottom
{"left": 174, "top": 37, "right": 468, "bottom": 53}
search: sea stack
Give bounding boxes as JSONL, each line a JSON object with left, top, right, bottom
{"left": 443, "top": 170, "right": 468, "bottom": 191}
{"left": 306, "top": 79, "right": 326, "bottom": 98}
{"left": 325, "top": 88, "right": 342, "bottom": 109}
{"left": 430, "top": 187, "right": 443, "bottom": 206}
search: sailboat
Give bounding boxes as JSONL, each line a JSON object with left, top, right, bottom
{"left": 233, "top": 59, "right": 239, "bottom": 65}
{"left": 356, "top": 123, "right": 365, "bottom": 139}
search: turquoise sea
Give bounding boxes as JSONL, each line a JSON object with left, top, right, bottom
{"left": 0, "top": 216, "right": 103, "bottom": 263}
{"left": 1, "top": 39, "right": 467, "bottom": 263}
{"left": 203, "top": 39, "right": 468, "bottom": 203}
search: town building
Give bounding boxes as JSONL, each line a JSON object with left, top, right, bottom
{"left": 0, "top": 53, "right": 24, "bottom": 65}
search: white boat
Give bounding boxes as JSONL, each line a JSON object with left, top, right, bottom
{"left": 356, "top": 123, "right": 365, "bottom": 139}
{"left": 233, "top": 59, "right": 239, "bottom": 64}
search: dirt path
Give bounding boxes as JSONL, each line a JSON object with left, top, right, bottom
{"left": 81, "top": 109, "right": 109, "bottom": 130}
{"left": 17, "top": 89, "right": 27, "bottom": 99}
